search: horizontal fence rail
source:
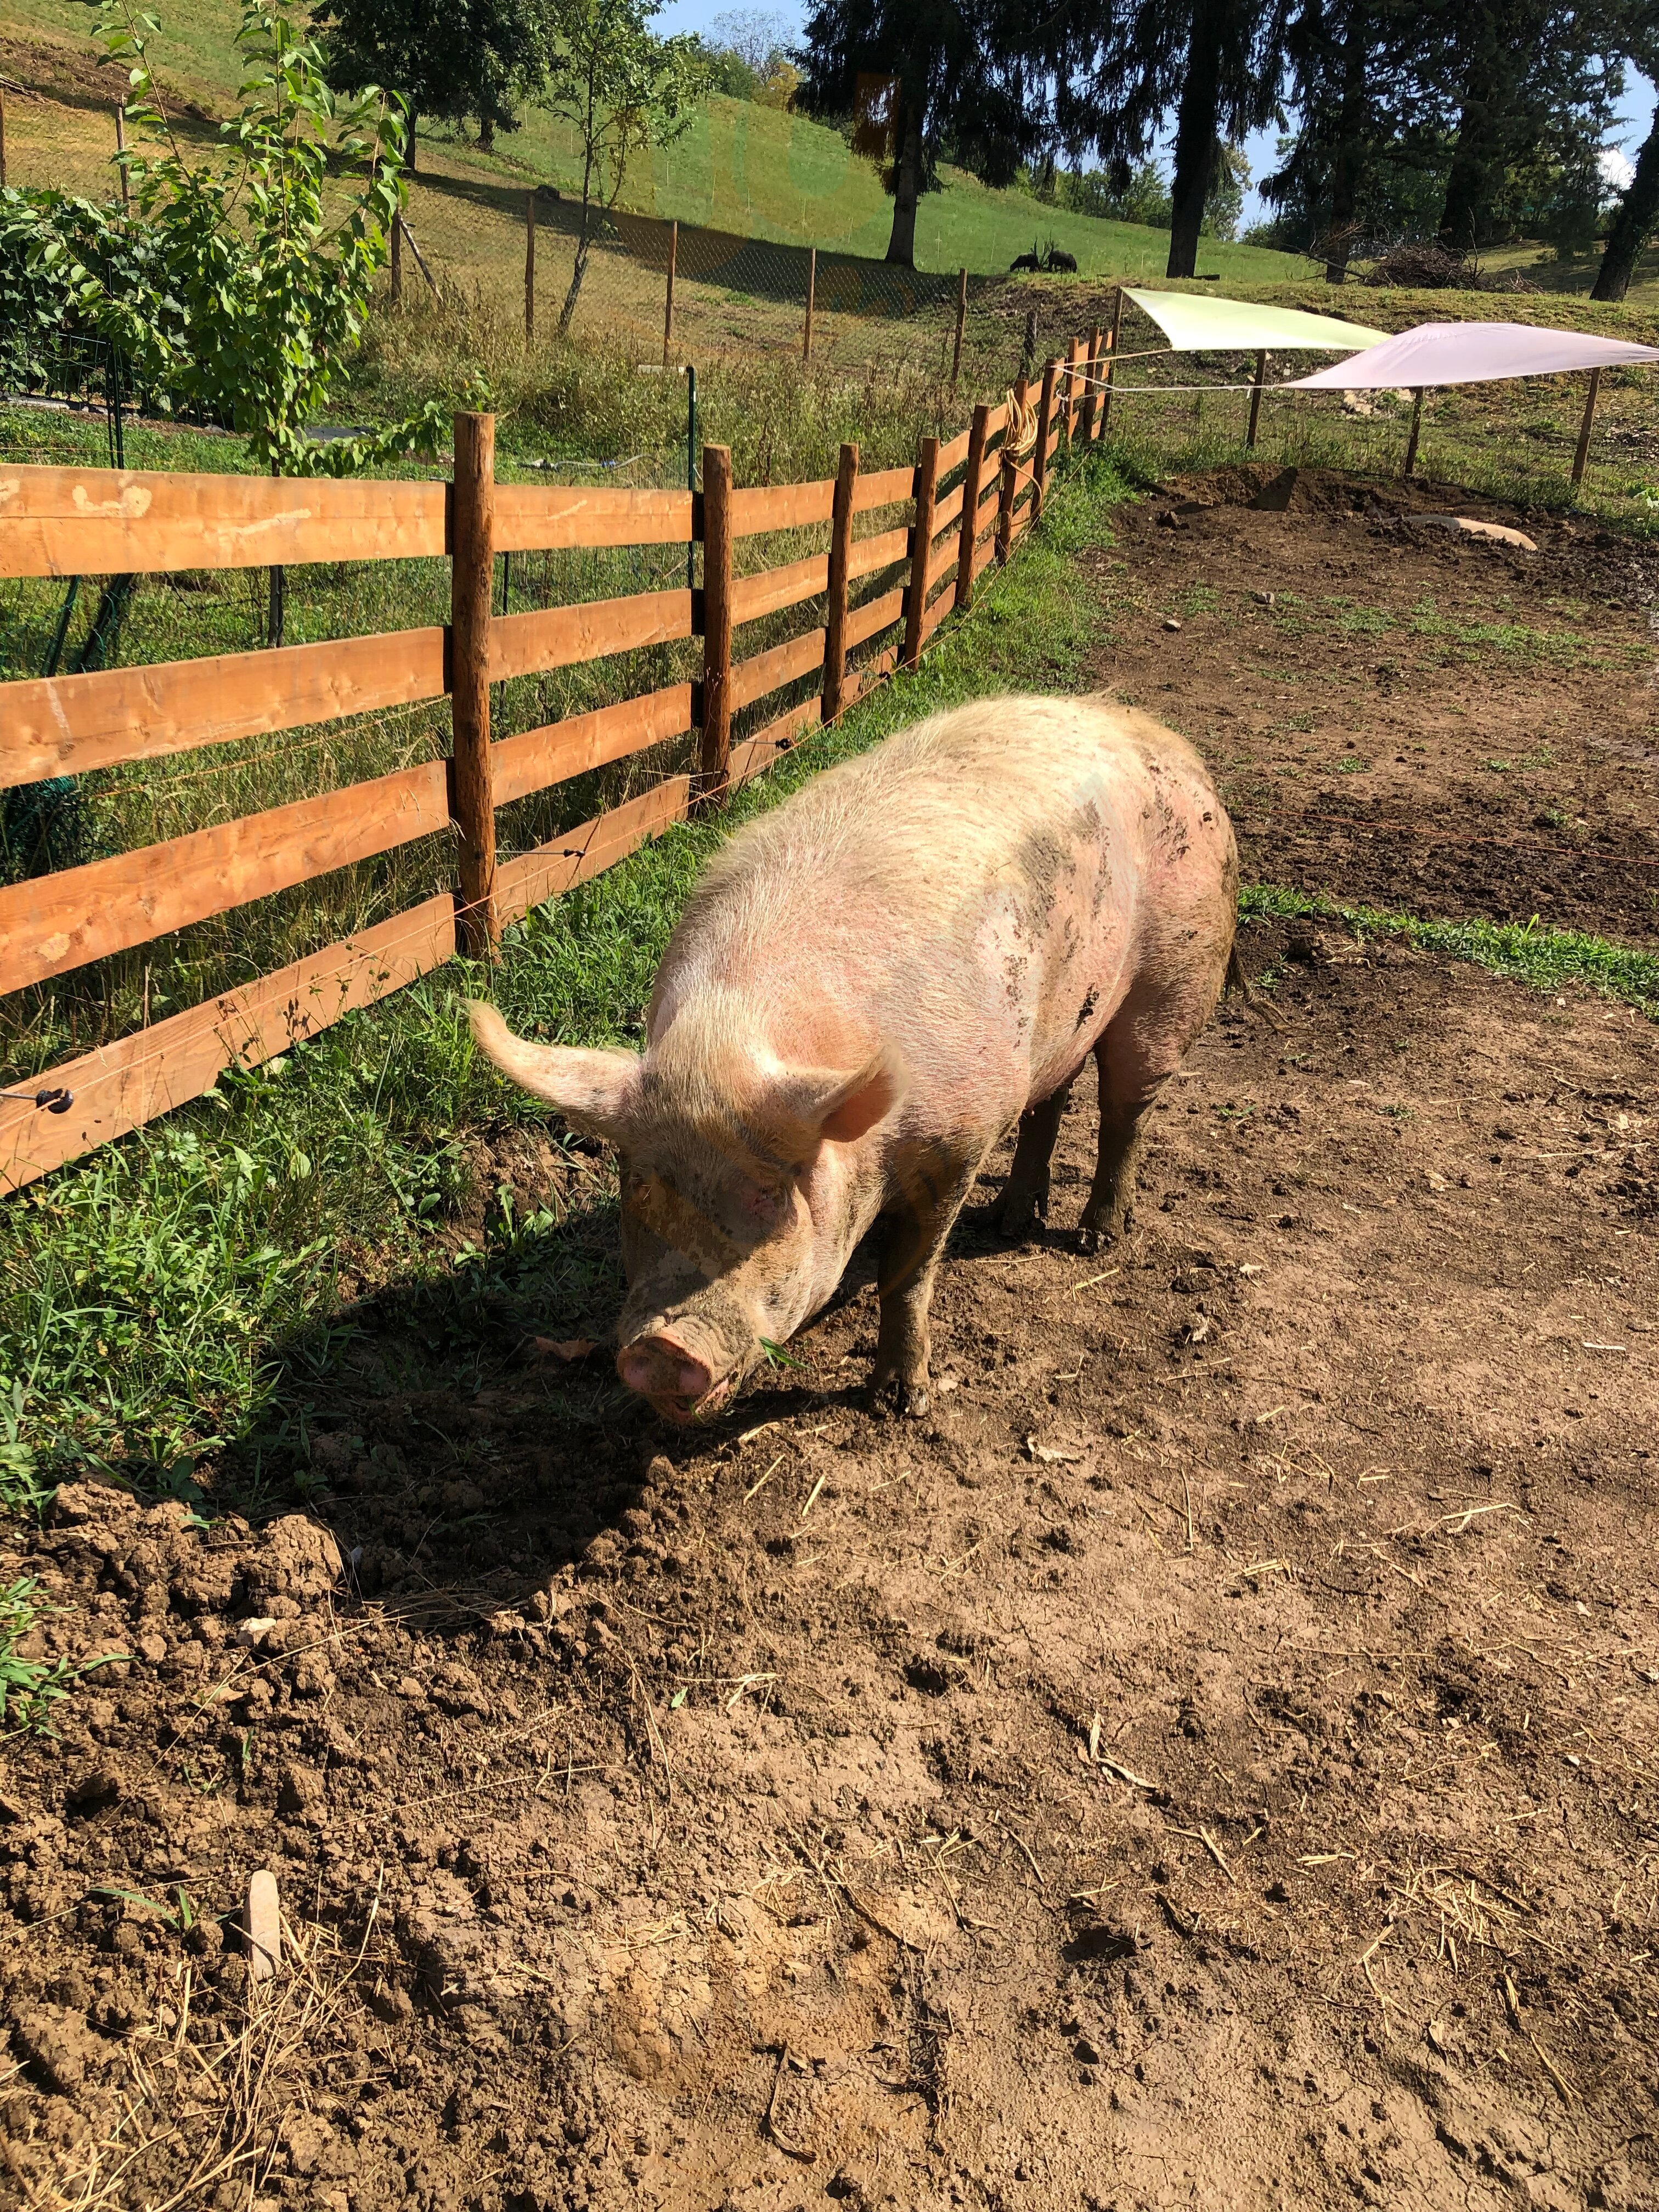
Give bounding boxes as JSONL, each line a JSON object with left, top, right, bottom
{"left": 1, "top": 329, "right": 1107, "bottom": 1191}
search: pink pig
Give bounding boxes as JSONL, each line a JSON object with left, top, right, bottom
{"left": 469, "top": 695, "right": 1238, "bottom": 1421}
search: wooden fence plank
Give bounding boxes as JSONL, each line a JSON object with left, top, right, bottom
{"left": 493, "top": 486, "right": 692, "bottom": 552}
{"left": 490, "top": 682, "right": 693, "bottom": 806}
{"left": 2, "top": 627, "right": 448, "bottom": 790}
{"left": 489, "top": 588, "right": 694, "bottom": 681}
{"left": 730, "top": 552, "right": 828, "bottom": 627}
{"left": 930, "top": 483, "right": 964, "bottom": 538}
{"left": 926, "top": 541, "right": 957, "bottom": 595}
{"left": 730, "top": 481, "right": 836, "bottom": 535}
{"left": 0, "top": 761, "right": 451, "bottom": 997}
{"left": 730, "top": 695, "right": 821, "bottom": 788}
{"left": 937, "top": 425, "right": 973, "bottom": 475}
{"left": 920, "top": 588, "right": 953, "bottom": 645}
{"left": 0, "top": 893, "right": 458, "bottom": 1194}
{"left": 849, "top": 465, "right": 917, "bottom": 515}
{"left": 495, "top": 778, "right": 691, "bottom": 924}
{"left": 972, "top": 531, "right": 999, "bottom": 582}
{"left": 0, "top": 464, "right": 447, "bottom": 578}
{"left": 730, "top": 627, "right": 825, "bottom": 713}
{"left": 845, "top": 585, "right": 905, "bottom": 651}
{"left": 848, "top": 525, "right": 909, "bottom": 582}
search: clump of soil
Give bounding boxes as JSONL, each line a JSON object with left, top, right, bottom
{"left": 2, "top": 919, "right": 1655, "bottom": 2210}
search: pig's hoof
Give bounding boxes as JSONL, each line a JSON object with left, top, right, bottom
{"left": 870, "top": 1374, "right": 930, "bottom": 1418}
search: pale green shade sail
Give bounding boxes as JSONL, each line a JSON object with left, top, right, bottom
{"left": 1123, "top": 289, "right": 1386, "bottom": 354}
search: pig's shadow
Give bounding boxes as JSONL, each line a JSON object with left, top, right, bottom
{"left": 236, "top": 1154, "right": 1025, "bottom": 1616}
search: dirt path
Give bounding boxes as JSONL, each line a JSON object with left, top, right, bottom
{"left": 3, "top": 912, "right": 1656, "bottom": 2211}
{"left": 1086, "top": 465, "right": 1659, "bottom": 945}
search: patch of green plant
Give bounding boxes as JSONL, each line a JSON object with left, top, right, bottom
{"left": 1240, "top": 884, "right": 1659, "bottom": 1020}
{"left": 0, "top": 1576, "right": 127, "bottom": 1733}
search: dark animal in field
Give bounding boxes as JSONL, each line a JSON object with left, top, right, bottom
{"left": 1044, "top": 247, "right": 1079, "bottom": 273}
{"left": 470, "top": 697, "right": 1238, "bottom": 1425}
{"left": 1011, "top": 249, "right": 1042, "bottom": 272}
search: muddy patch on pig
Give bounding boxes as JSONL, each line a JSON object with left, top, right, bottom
{"left": 2, "top": 917, "right": 1655, "bottom": 2211}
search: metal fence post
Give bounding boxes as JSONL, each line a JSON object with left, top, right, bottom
{"left": 524, "top": 193, "right": 536, "bottom": 347}
{"left": 902, "top": 434, "right": 940, "bottom": 668}
{"left": 823, "top": 441, "right": 860, "bottom": 722}
{"left": 663, "top": 219, "right": 678, "bottom": 365}
{"left": 1403, "top": 388, "right": 1425, "bottom": 478}
{"left": 450, "top": 412, "right": 499, "bottom": 953}
{"left": 803, "top": 247, "right": 817, "bottom": 363}
{"left": 951, "top": 267, "right": 967, "bottom": 388}
{"left": 697, "top": 443, "right": 733, "bottom": 804}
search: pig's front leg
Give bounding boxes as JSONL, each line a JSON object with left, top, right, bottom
{"left": 872, "top": 1141, "right": 987, "bottom": 1415}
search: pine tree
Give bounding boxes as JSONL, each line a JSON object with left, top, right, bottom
{"left": 795, "top": 0, "right": 1042, "bottom": 266}
{"left": 1054, "top": 0, "right": 1290, "bottom": 280}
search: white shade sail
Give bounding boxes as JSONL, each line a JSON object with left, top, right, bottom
{"left": 1122, "top": 289, "right": 1386, "bottom": 354}
{"left": 1286, "top": 320, "right": 1659, "bottom": 388}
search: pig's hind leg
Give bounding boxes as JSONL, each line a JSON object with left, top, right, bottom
{"left": 873, "top": 1138, "right": 990, "bottom": 1415}
{"left": 997, "top": 1076, "right": 1076, "bottom": 1240}
{"left": 1077, "top": 949, "right": 1229, "bottom": 1252}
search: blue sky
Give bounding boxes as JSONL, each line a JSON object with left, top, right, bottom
{"left": 654, "top": 0, "right": 1655, "bottom": 232}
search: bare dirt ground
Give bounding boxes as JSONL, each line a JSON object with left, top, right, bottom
{"left": 2, "top": 472, "right": 1657, "bottom": 2212}
{"left": 1092, "top": 462, "right": 1659, "bottom": 945}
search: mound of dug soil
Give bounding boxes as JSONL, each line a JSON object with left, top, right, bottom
{"left": 1, "top": 917, "right": 1655, "bottom": 2211}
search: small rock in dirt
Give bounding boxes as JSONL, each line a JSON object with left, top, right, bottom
{"left": 236, "top": 1617, "right": 279, "bottom": 1650}
{"left": 276, "top": 1763, "right": 323, "bottom": 1819}
{"left": 65, "top": 1767, "right": 121, "bottom": 1819}
{"left": 1162, "top": 616, "right": 1182, "bottom": 630}
{"left": 245, "top": 1869, "right": 282, "bottom": 1980}
{"left": 1252, "top": 589, "right": 1277, "bottom": 607}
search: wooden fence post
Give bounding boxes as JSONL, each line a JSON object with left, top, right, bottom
{"left": 1100, "top": 286, "right": 1124, "bottom": 437}
{"left": 115, "top": 101, "right": 130, "bottom": 212}
{"left": 1034, "top": 357, "right": 1059, "bottom": 515}
{"left": 803, "top": 246, "right": 816, "bottom": 363}
{"left": 997, "top": 376, "right": 1026, "bottom": 565}
{"left": 902, "top": 435, "right": 940, "bottom": 669}
{"left": 1245, "top": 348, "right": 1268, "bottom": 449}
{"left": 950, "top": 266, "right": 967, "bottom": 388}
{"left": 822, "top": 441, "right": 860, "bottom": 723}
{"left": 1079, "top": 324, "right": 1102, "bottom": 442}
{"left": 1403, "top": 387, "right": 1424, "bottom": 479}
{"left": 955, "top": 403, "right": 990, "bottom": 611}
{"left": 1571, "top": 365, "right": 1601, "bottom": 488}
{"left": 450, "top": 413, "right": 499, "bottom": 954}
{"left": 1065, "top": 336, "right": 1082, "bottom": 443}
{"left": 390, "top": 210, "right": 403, "bottom": 307}
{"left": 697, "top": 443, "right": 733, "bottom": 804}
{"left": 663, "top": 219, "right": 678, "bottom": 365}
{"left": 1, "top": 83, "right": 8, "bottom": 191}
{"left": 524, "top": 193, "right": 536, "bottom": 347}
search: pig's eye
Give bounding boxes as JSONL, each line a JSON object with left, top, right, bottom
{"left": 737, "top": 1181, "right": 785, "bottom": 1229}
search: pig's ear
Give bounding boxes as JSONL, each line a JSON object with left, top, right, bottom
{"left": 771, "top": 1042, "right": 907, "bottom": 1155}
{"left": 467, "top": 1001, "right": 641, "bottom": 1144}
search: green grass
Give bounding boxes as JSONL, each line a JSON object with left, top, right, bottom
{"left": 1241, "top": 884, "right": 1659, "bottom": 1018}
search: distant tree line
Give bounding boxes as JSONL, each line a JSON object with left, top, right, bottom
{"left": 791, "top": 0, "right": 1659, "bottom": 297}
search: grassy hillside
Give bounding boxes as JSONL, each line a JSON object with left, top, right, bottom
{"left": 0, "top": 0, "right": 1306, "bottom": 280}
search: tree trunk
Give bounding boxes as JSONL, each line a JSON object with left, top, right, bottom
{"left": 886, "top": 93, "right": 922, "bottom": 267}
{"left": 1437, "top": 9, "right": 1503, "bottom": 246}
{"left": 1594, "top": 101, "right": 1659, "bottom": 301}
{"left": 405, "top": 101, "right": 417, "bottom": 174}
{"left": 1323, "top": 20, "right": 1368, "bottom": 282}
{"left": 1166, "top": 0, "right": 1224, "bottom": 279}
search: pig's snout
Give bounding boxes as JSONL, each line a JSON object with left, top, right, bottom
{"left": 616, "top": 1327, "right": 740, "bottom": 1423}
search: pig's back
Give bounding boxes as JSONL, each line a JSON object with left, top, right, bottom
{"left": 659, "top": 696, "right": 1233, "bottom": 1115}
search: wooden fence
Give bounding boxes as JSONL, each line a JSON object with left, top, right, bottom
{"left": 0, "top": 324, "right": 1114, "bottom": 1194}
